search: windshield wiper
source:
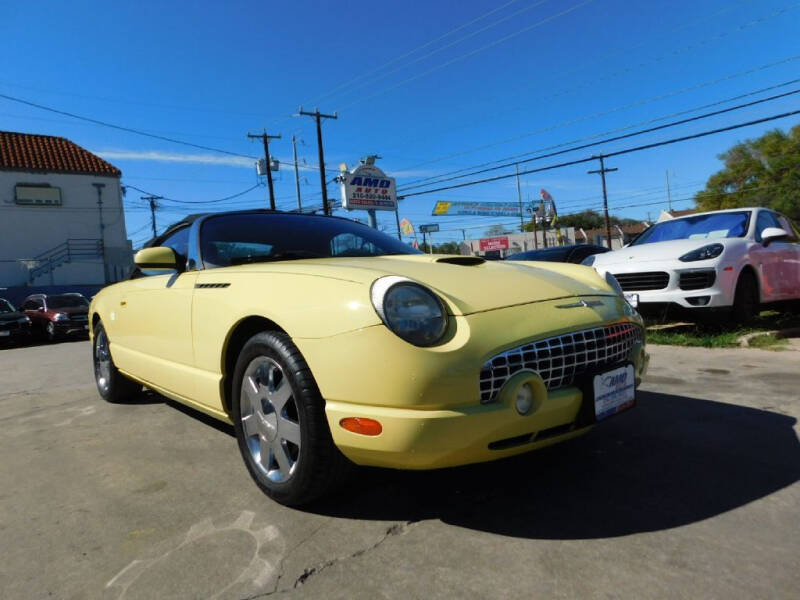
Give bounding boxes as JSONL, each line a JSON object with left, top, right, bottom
{"left": 229, "top": 250, "right": 327, "bottom": 265}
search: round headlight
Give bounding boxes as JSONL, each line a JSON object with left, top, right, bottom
{"left": 371, "top": 276, "right": 448, "bottom": 346}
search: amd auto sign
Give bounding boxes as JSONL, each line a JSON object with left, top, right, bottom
{"left": 340, "top": 164, "right": 397, "bottom": 211}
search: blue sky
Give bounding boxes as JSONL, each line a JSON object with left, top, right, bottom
{"left": 2, "top": 0, "right": 799, "bottom": 245}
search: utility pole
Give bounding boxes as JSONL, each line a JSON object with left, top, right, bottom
{"left": 92, "top": 183, "right": 107, "bottom": 283}
{"left": 292, "top": 135, "right": 302, "bottom": 211}
{"left": 248, "top": 130, "right": 281, "bottom": 210}
{"left": 665, "top": 170, "right": 672, "bottom": 211}
{"left": 298, "top": 107, "right": 337, "bottom": 216}
{"left": 515, "top": 164, "right": 524, "bottom": 232}
{"left": 141, "top": 195, "right": 162, "bottom": 238}
{"left": 395, "top": 195, "right": 404, "bottom": 241}
{"left": 588, "top": 154, "right": 618, "bottom": 249}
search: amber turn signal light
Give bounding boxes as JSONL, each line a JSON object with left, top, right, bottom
{"left": 339, "top": 417, "right": 383, "bottom": 436}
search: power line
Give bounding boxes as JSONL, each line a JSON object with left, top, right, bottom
{"left": 400, "top": 108, "right": 800, "bottom": 198}
{"left": 296, "top": 0, "right": 526, "bottom": 109}
{"left": 398, "top": 85, "right": 800, "bottom": 192}
{"left": 417, "top": 180, "right": 787, "bottom": 238}
{"left": 395, "top": 55, "right": 800, "bottom": 176}
{"left": 337, "top": 0, "right": 596, "bottom": 111}
{"left": 324, "top": 0, "right": 552, "bottom": 104}
{"left": 0, "top": 92, "right": 258, "bottom": 159}
{"left": 122, "top": 183, "right": 263, "bottom": 205}
{"left": 392, "top": 1, "right": 799, "bottom": 154}
{"left": 398, "top": 76, "right": 800, "bottom": 189}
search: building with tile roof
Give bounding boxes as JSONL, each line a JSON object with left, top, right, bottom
{"left": 0, "top": 131, "right": 131, "bottom": 288}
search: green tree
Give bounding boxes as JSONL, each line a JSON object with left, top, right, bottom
{"left": 433, "top": 241, "right": 462, "bottom": 254}
{"left": 484, "top": 224, "right": 513, "bottom": 236}
{"left": 695, "top": 124, "right": 800, "bottom": 220}
{"left": 522, "top": 209, "right": 639, "bottom": 232}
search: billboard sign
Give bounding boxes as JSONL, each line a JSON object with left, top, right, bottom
{"left": 479, "top": 236, "right": 509, "bottom": 251}
{"left": 340, "top": 164, "right": 397, "bottom": 211}
{"left": 432, "top": 201, "right": 521, "bottom": 217}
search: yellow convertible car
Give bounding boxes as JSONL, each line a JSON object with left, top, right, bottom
{"left": 90, "top": 210, "right": 648, "bottom": 505}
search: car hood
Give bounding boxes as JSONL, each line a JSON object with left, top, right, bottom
{"left": 227, "top": 254, "right": 615, "bottom": 315}
{"left": 593, "top": 238, "right": 734, "bottom": 267}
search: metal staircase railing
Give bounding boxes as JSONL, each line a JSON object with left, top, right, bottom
{"left": 28, "top": 238, "right": 103, "bottom": 283}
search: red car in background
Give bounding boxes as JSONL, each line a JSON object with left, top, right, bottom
{"left": 21, "top": 293, "right": 90, "bottom": 341}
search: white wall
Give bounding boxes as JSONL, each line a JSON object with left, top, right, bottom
{"left": 0, "top": 171, "right": 131, "bottom": 286}
{"left": 463, "top": 228, "right": 577, "bottom": 256}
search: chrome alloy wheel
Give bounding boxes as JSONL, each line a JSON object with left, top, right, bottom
{"left": 94, "top": 328, "right": 112, "bottom": 394}
{"left": 239, "top": 357, "right": 302, "bottom": 483}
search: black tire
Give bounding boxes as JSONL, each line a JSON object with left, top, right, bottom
{"left": 231, "top": 331, "right": 352, "bottom": 506}
{"left": 93, "top": 321, "right": 141, "bottom": 403}
{"left": 731, "top": 270, "right": 759, "bottom": 324}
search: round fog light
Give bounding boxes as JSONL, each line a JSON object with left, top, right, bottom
{"left": 515, "top": 383, "right": 534, "bottom": 415}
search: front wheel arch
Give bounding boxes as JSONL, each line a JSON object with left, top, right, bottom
{"left": 737, "top": 264, "right": 761, "bottom": 303}
{"left": 221, "top": 316, "right": 287, "bottom": 415}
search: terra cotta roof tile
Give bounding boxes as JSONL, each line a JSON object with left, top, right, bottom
{"left": 0, "top": 131, "right": 120, "bottom": 176}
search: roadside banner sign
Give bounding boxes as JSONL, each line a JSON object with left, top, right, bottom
{"left": 432, "top": 201, "right": 522, "bottom": 217}
{"left": 399, "top": 218, "right": 415, "bottom": 236}
{"left": 542, "top": 188, "right": 564, "bottom": 246}
{"left": 479, "top": 236, "right": 509, "bottom": 251}
{"left": 340, "top": 164, "right": 397, "bottom": 211}
{"left": 419, "top": 223, "right": 440, "bottom": 233}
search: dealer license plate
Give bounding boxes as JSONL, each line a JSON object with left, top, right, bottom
{"left": 593, "top": 364, "right": 635, "bottom": 420}
{"left": 0, "top": 330, "right": 9, "bottom": 337}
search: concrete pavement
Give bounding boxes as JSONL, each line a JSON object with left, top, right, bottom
{"left": 0, "top": 341, "right": 798, "bottom": 599}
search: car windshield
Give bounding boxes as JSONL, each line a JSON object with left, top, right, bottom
{"left": 0, "top": 299, "right": 15, "bottom": 313}
{"left": 47, "top": 295, "right": 89, "bottom": 309}
{"left": 200, "top": 213, "right": 419, "bottom": 267}
{"left": 631, "top": 211, "right": 750, "bottom": 246}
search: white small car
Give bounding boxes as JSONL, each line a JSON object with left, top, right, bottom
{"left": 585, "top": 207, "right": 800, "bottom": 321}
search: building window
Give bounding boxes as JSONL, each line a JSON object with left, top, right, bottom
{"left": 15, "top": 184, "right": 62, "bottom": 206}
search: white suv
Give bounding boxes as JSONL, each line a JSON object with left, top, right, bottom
{"left": 586, "top": 207, "right": 800, "bottom": 321}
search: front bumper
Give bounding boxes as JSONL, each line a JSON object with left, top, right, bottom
{"left": 54, "top": 321, "right": 90, "bottom": 335}
{"left": 297, "top": 296, "right": 647, "bottom": 469}
{"left": 0, "top": 324, "right": 31, "bottom": 342}
{"left": 607, "top": 263, "right": 736, "bottom": 309}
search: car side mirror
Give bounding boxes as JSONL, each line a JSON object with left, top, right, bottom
{"left": 761, "top": 227, "right": 789, "bottom": 247}
{"left": 134, "top": 246, "right": 181, "bottom": 272}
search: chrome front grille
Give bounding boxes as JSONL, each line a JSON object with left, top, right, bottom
{"left": 479, "top": 323, "right": 643, "bottom": 403}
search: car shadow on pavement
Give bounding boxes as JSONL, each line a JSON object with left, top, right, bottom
{"left": 308, "top": 391, "right": 800, "bottom": 540}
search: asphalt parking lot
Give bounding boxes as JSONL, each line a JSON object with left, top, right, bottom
{"left": 1, "top": 340, "right": 798, "bottom": 599}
